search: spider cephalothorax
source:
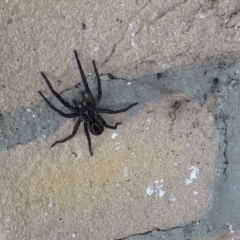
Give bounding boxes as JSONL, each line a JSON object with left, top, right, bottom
{"left": 38, "top": 50, "right": 138, "bottom": 156}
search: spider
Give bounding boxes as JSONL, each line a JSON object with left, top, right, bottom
{"left": 38, "top": 50, "right": 138, "bottom": 156}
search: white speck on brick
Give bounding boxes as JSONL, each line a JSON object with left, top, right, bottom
{"left": 199, "top": 13, "right": 205, "bottom": 19}
{"left": 129, "top": 22, "right": 137, "bottom": 49}
{"left": 111, "top": 132, "right": 118, "bottom": 139}
{"left": 194, "top": 191, "right": 198, "bottom": 195}
{"left": 146, "top": 179, "right": 165, "bottom": 197}
{"left": 229, "top": 224, "right": 234, "bottom": 233}
{"left": 159, "top": 189, "right": 165, "bottom": 197}
{"left": 127, "top": 82, "right": 131, "bottom": 85}
{"left": 146, "top": 186, "right": 154, "bottom": 195}
{"left": 186, "top": 166, "right": 199, "bottom": 185}
{"left": 48, "top": 198, "right": 52, "bottom": 208}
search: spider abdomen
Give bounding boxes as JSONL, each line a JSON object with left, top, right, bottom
{"left": 88, "top": 119, "right": 104, "bottom": 135}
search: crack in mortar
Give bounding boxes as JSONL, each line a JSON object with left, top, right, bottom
{"left": 114, "top": 220, "right": 202, "bottom": 240}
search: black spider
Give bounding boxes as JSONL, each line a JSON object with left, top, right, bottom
{"left": 38, "top": 50, "right": 138, "bottom": 156}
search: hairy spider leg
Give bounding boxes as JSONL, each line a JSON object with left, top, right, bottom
{"left": 84, "top": 122, "right": 93, "bottom": 156}
{"left": 97, "top": 102, "right": 138, "bottom": 114}
{"left": 97, "top": 115, "right": 122, "bottom": 129}
{"left": 92, "top": 60, "right": 102, "bottom": 104}
{"left": 51, "top": 118, "right": 82, "bottom": 147}
{"left": 38, "top": 91, "right": 78, "bottom": 118}
{"left": 41, "top": 72, "right": 76, "bottom": 110}
{"left": 72, "top": 99, "right": 78, "bottom": 108}
{"left": 74, "top": 50, "right": 94, "bottom": 101}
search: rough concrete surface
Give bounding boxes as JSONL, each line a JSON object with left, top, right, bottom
{"left": 0, "top": 90, "right": 217, "bottom": 239}
{"left": 1, "top": 0, "right": 240, "bottom": 111}
{"left": 0, "top": 0, "right": 240, "bottom": 240}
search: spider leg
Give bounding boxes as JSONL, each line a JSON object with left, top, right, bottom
{"left": 51, "top": 118, "right": 82, "bottom": 147}
{"left": 41, "top": 72, "right": 75, "bottom": 109}
{"left": 81, "top": 91, "right": 88, "bottom": 101}
{"left": 74, "top": 50, "right": 94, "bottom": 101}
{"left": 84, "top": 122, "right": 93, "bottom": 156}
{"left": 38, "top": 91, "right": 78, "bottom": 118}
{"left": 72, "top": 99, "right": 78, "bottom": 108}
{"left": 98, "top": 115, "right": 121, "bottom": 129}
{"left": 92, "top": 60, "right": 102, "bottom": 104}
{"left": 97, "top": 102, "right": 138, "bottom": 114}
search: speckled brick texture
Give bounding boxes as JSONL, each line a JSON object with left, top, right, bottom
{"left": 0, "top": 0, "right": 239, "bottom": 239}
{"left": 1, "top": 0, "right": 240, "bottom": 112}
{"left": 0, "top": 94, "right": 218, "bottom": 239}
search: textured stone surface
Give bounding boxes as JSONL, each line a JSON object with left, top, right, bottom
{"left": 0, "top": 0, "right": 240, "bottom": 239}
{"left": 0, "top": 94, "right": 217, "bottom": 239}
{"left": 1, "top": 0, "right": 240, "bottom": 111}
